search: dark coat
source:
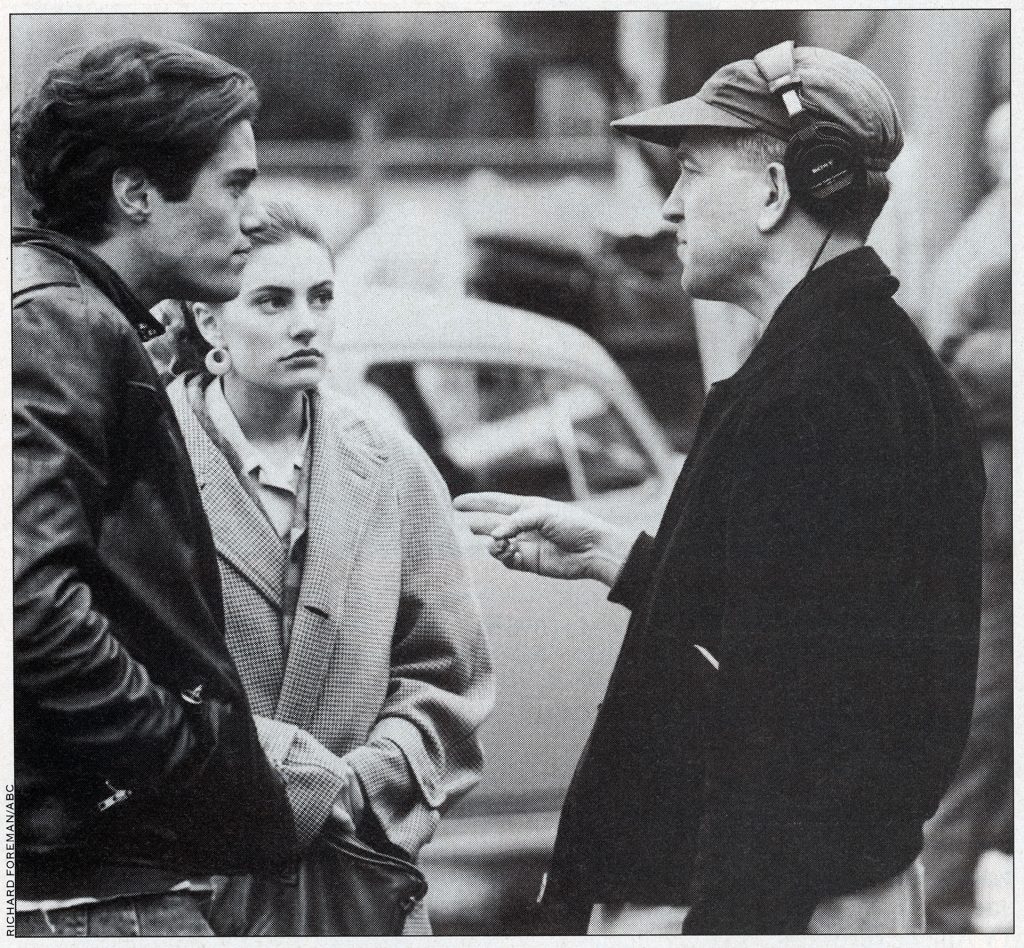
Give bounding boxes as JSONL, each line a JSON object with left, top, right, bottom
{"left": 13, "top": 228, "right": 297, "bottom": 901}
{"left": 542, "top": 248, "right": 985, "bottom": 933}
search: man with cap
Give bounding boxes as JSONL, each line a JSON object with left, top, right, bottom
{"left": 456, "top": 41, "right": 984, "bottom": 934}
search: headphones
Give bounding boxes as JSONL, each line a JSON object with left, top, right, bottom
{"left": 753, "top": 41, "right": 866, "bottom": 216}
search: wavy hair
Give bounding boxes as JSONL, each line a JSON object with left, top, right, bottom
{"left": 14, "top": 38, "right": 259, "bottom": 243}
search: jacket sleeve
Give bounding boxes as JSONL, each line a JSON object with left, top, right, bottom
{"left": 252, "top": 715, "right": 351, "bottom": 850}
{"left": 14, "top": 290, "right": 222, "bottom": 792}
{"left": 344, "top": 431, "right": 495, "bottom": 857}
{"left": 684, "top": 379, "right": 919, "bottom": 932}
{"left": 607, "top": 531, "right": 656, "bottom": 610}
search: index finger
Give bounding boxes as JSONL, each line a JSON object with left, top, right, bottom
{"left": 457, "top": 511, "right": 510, "bottom": 537}
{"left": 453, "top": 492, "right": 530, "bottom": 515}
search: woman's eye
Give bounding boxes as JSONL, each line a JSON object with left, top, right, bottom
{"left": 255, "top": 295, "right": 287, "bottom": 314}
{"left": 310, "top": 290, "right": 334, "bottom": 308}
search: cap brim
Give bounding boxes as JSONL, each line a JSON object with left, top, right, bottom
{"left": 611, "top": 96, "right": 758, "bottom": 147}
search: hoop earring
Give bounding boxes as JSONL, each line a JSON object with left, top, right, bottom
{"left": 205, "top": 347, "right": 231, "bottom": 376}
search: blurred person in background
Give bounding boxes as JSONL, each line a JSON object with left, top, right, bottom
{"left": 921, "top": 99, "right": 1011, "bottom": 933}
{"left": 12, "top": 38, "right": 298, "bottom": 936}
{"left": 164, "top": 202, "right": 493, "bottom": 935}
{"left": 457, "top": 41, "right": 985, "bottom": 934}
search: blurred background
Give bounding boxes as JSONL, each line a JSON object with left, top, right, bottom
{"left": 12, "top": 10, "right": 1010, "bottom": 448}
{"left": 12, "top": 10, "right": 1011, "bottom": 935}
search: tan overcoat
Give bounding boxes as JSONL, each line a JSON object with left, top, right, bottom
{"left": 167, "top": 375, "right": 493, "bottom": 931}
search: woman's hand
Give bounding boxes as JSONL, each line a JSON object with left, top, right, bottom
{"left": 453, "top": 492, "right": 637, "bottom": 588}
{"left": 328, "top": 759, "right": 366, "bottom": 836}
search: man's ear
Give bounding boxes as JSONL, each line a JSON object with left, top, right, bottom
{"left": 757, "top": 162, "right": 791, "bottom": 233}
{"left": 110, "top": 167, "right": 153, "bottom": 224}
{"left": 191, "top": 302, "right": 226, "bottom": 350}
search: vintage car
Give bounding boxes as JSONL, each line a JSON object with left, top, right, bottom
{"left": 324, "top": 286, "right": 685, "bottom": 933}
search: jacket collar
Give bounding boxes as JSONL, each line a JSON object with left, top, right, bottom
{"left": 204, "top": 376, "right": 310, "bottom": 491}
{"left": 717, "top": 246, "right": 899, "bottom": 396}
{"left": 13, "top": 226, "right": 165, "bottom": 342}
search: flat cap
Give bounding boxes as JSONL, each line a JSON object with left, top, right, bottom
{"left": 613, "top": 43, "right": 903, "bottom": 171}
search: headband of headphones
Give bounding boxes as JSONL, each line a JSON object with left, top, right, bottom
{"left": 753, "top": 41, "right": 810, "bottom": 129}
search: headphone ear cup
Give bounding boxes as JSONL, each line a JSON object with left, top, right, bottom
{"left": 785, "top": 120, "right": 865, "bottom": 209}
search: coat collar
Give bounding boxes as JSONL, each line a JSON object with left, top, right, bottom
{"left": 204, "top": 375, "right": 310, "bottom": 491}
{"left": 717, "top": 247, "right": 900, "bottom": 398}
{"left": 13, "top": 226, "right": 165, "bottom": 341}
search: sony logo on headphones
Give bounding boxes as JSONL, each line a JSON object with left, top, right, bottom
{"left": 812, "top": 160, "right": 836, "bottom": 175}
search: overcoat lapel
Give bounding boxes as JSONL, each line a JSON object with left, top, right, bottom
{"left": 274, "top": 404, "right": 387, "bottom": 727}
{"left": 200, "top": 458, "right": 285, "bottom": 607}
{"left": 171, "top": 376, "right": 285, "bottom": 608}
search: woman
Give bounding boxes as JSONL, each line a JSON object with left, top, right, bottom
{"left": 164, "top": 203, "right": 493, "bottom": 935}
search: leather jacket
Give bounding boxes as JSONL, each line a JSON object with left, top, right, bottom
{"left": 13, "top": 228, "right": 297, "bottom": 901}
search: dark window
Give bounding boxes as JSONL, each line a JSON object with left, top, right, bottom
{"left": 363, "top": 360, "right": 656, "bottom": 501}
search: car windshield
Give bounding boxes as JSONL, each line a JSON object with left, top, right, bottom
{"left": 363, "top": 360, "right": 656, "bottom": 501}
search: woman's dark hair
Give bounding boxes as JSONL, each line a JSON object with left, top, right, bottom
{"left": 171, "top": 201, "right": 334, "bottom": 375}
{"left": 13, "top": 38, "right": 259, "bottom": 243}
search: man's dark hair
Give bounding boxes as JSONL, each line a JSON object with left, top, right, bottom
{"left": 14, "top": 38, "right": 259, "bottom": 243}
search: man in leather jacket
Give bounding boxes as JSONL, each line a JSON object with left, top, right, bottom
{"left": 13, "top": 38, "right": 297, "bottom": 935}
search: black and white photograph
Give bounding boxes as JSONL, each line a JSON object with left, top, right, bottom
{"left": 9, "top": 7, "right": 1012, "bottom": 937}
